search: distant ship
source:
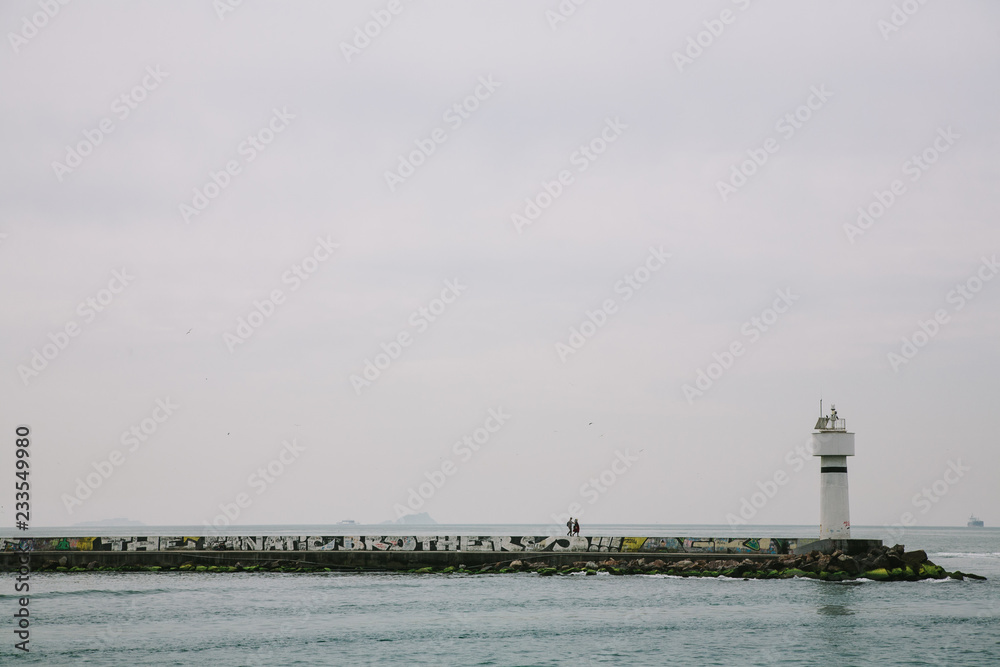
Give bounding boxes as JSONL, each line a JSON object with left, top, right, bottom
{"left": 337, "top": 519, "right": 358, "bottom": 525}
{"left": 967, "top": 515, "right": 984, "bottom": 527}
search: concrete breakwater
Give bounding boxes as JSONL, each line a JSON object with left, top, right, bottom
{"left": 1, "top": 534, "right": 818, "bottom": 571}
{"left": 2, "top": 534, "right": 814, "bottom": 554}
{"left": 3, "top": 540, "right": 984, "bottom": 582}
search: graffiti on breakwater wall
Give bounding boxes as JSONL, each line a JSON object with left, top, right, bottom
{"left": 617, "top": 537, "right": 790, "bottom": 553}
{"left": 1, "top": 537, "right": 98, "bottom": 551}
{"left": 1, "top": 535, "right": 800, "bottom": 553}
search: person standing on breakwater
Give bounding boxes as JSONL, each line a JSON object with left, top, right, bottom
{"left": 573, "top": 519, "right": 580, "bottom": 536}
{"left": 567, "top": 518, "right": 574, "bottom": 536}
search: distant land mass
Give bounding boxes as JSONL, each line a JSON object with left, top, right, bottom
{"left": 381, "top": 512, "right": 437, "bottom": 525}
{"left": 73, "top": 518, "right": 146, "bottom": 527}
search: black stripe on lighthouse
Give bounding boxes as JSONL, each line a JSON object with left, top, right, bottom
{"left": 821, "top": 466, "right": 848, "bottom": 473}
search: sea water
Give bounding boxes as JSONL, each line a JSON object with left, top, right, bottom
{"left": 3, "top": 525, "right": 997, "bottom": 665}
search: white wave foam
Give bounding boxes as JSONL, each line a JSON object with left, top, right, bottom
{"left": 934, "top": 552, "right": 1000, "bottom": 558}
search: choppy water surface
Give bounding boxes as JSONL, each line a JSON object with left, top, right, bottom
{"left": 4, "top": 526, "right": 998, "bottom": 665}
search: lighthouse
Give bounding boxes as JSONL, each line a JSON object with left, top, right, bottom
{"left": 811, "top": 404, "right": 854, "bottom": 539}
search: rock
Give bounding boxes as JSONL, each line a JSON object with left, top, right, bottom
{"left": 585, "top": 561, "right": 598, "bottom": 570}
{"left": 674, "top": 560, "right": 694, "bottom": 569}
{"left": 901, "top": 550, "right": 927, "bottom": 565}
{"left": 888, "top": 544, "right": 905, "bottom": 557}
{"left": 648, "top": 559, "right": 667, "bottom": 570}
{"left": 965, "top": 572, "right": 987, "bottom": 581}
{"left": 58, "top": 556, "right": 68, "bottom": 567}
{"left": 837, "top": 554, "right": 860, "bottom": 575}
{"left": 949, "top": 571, "right": 964, "bottom": 581}
{"left": 510, "top": 560, "right": 524, "bottom": 570}
{"left": 871, "top": 554, "right": 891, "bottom": 570}
{"left": 86, "top": 561, "right": 97, "bottom": 570}
{"left": 884, "top": 554, "right": 905, "bottom": 570}
{"left": 919, "top": 563, "right": 945, "bottom": 579}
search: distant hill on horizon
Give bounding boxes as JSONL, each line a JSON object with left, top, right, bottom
{"left": 381, "top": 512, "right": 437, "bottom": 525}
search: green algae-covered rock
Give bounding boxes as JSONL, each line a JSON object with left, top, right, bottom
{"left": 55, "top": 567, "right": 68, "bottom": 572}
{"left": 414, "top": 567, "right": 434, "bottom": 574}
{"left": 864, "top": 568, "right": 890, "bottom": 581}
{"left": 195, "top": 566, "right": 208, "bottom": 572}
{"left": 585, "top": 569, "right": 597, "bottom": 576}
{"left": 441, "top": 566, "right": 455, "bottom": 574}
{"left": 538, "top": 568, "right": 557, "bottom": 576}
{"left": 148, "top": 566, "right": 162, "bottom": 572}
{"left": 919, "top": 564, "right": 944, "bottom": 578}
{"left": 784, "top": 568, "right": 809, "bottom": 578}
{"left": 179, "top": 563, "right": 194, "bottom": 571}
{"left": 70, "top": 567, "right": 86, "bottom": 572}
{"left": 889, "top": 567, "right": 903, "bottom": 578}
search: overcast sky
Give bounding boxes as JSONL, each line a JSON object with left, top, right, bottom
{"left": 2, "top": 1, "right": 998, "bottom": 534}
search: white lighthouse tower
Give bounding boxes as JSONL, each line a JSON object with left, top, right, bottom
{"left": 811, "top": 404, "right": 854, "bottom": 539}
